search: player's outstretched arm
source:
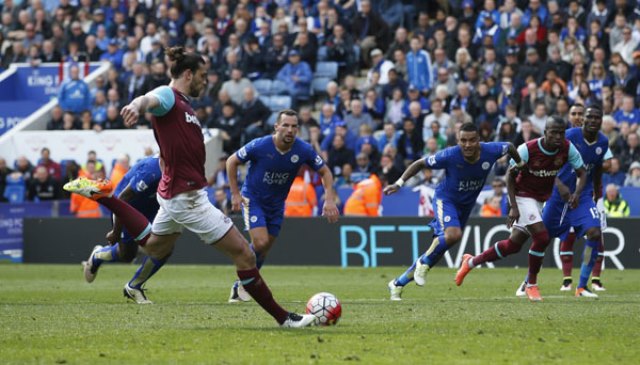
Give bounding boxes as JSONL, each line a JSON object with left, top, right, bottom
{"left": 383, "top": 158, "right": 426, "bottom": 195}
{"left": 506, "top": 143, "right": 526, "bottom": 169}
{"left": 121, "top": 93, "right": 161, "bottom": 127}
{"left": 226, "top": 153, "right": 244, "bottom": 212}
{"left": 505, "top": 165, "right": 519, "bottom": 228}
{"left": 317, "top": 165, "right": 339, "bottom": 223}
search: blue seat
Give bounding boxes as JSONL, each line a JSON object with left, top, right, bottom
{"left": 266, "top": 112, "right": 279, "bottom": 127}
{"left": 270, "top": 79, "right": 289, "bottom": 95}
{"left": 253, "top": 79, "right": 272, "bottom": 96}
{"left": 4, "top": 174, "right": 25, "bottom": 203}
{"left": 315, "top": 61, "right": 338, "bottom": 79}
{"left": 259, "top": 95, "right": 271, "bottom": 108}
{"left": 268, "top": 95, "right": 292, "bottom": 111}
{"left": 317, "top": 46, "right": 329, "bottom": 62}
{"left": 311, "top": 77, "right": 332, "bottom": 96}
{"left": 60, "top": 159, "right": 76, "bottom": 174}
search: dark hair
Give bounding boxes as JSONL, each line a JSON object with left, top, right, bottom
{"left": 460, "top": 122, "right": 478, "bottom": 133}
{"left": 165, "top": 46, "right": 206, "bottom": 78}
{"left": 570, "top": 103, "right": 584, "bottom": 110}
{"left": 546, "top": 115, "right": 567, "bottom": 128}
{"left": 586, "top": 105, "right": 603, "bottom": 116}
{"left": 276, "top": 109, "right": 298, "bottom": 124}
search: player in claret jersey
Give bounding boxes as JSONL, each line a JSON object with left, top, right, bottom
{"left": 225, "top": 109, "right": 339, "bottom": 302}
{"left": 64, "top": 46, "right": 317, "bottom": 327}
{"left": 385, "top": 123, "right": 524, "bottom": 301}
{"left": 455, "top": 116, "right": 587, "bottom": 302}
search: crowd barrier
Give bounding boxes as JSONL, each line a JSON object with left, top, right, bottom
{"left": 19, "top": 217, "right": 640, "bottom": 269}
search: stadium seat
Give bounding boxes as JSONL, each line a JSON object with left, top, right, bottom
{"left": 311, "top": 77, "right": 332, "bottom": 96}
{"left": 4, "top": 174, "right": 26, "bottom": 203}
{"left": 317, "top": 46, "right": 329, "bottom": 62}
{"left": 270, "top": 80, "right": 289, "bottom": 95}
{"left": 266, "top": 112, "right": 279, "bottom": 127}
{"left": 315, "top": 62, "right": 338, "bottom": 79}
{"left": 268, "top": 95, "right": 292, "bottom": 111}
{"left": 253, "top": 79, "right": 272, "bottom": 96}
{"left": 259, "top": 95, "right": 271, "bottom": 108}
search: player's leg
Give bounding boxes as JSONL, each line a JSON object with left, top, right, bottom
{"left": 591, "top": 239, "right": 606, "bottom": 290}
{"left": 522, "top": 220, "right": 551, "bottom": 301}
{"left": 559, "top": 231, "right": 577, "bottom": 290}
{"left": 575, "top": 227, "right": 600, "bottom": 297}
{"left": 83, "top": 238, "right": 138, "bottom": 283}
{"left": 185, "top": 190, "right": 316, "bottom": 327}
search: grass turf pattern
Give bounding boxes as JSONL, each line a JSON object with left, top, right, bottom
{"left": 1, "top": 264, "right": 639, "bottom": 364}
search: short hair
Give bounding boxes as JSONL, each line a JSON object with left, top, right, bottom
{"left": 460, "top": 122, "right": 478, "bottom": 133}
{"left": 276, "top": 109, "right": 298, "bottom": 124}
{"left": 546, "top": 115, "right": 567, "bottom": 128}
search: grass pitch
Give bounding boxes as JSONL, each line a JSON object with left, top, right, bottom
{"left": 1, "top": 264, "right": 639, "bottom": 364}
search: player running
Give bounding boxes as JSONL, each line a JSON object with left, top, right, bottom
{"left": 225, "top": 109, "right": 339, "bottom": 302}
{"left": 558, "top": 104, "right": 609, "bottom": 291}
{"left": 386, "top": 123, "right": 524, "bottom": 301}
{"left": 455, "top": 116, "right": 587, "bottom": 302}
{"left": 516, "top": 106, "right": 609, "bottom": 298}
{"left": 82, "top": 156, "right": 161, "bottom": 294}
{"left": 64, "top": 46, "right": 317, "bottom": 327}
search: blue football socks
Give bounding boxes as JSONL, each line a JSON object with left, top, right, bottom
{"left": 92, "top": 244, "right": 120, "bottom": 267}
{"left": 578, "top": 239, "right": 599, "bottom": 289}
{"left": 420, "top": 236, "right": 449, "bottom": 267}
{"left": 128, "top": 255, "right": 167, "bottom": 289}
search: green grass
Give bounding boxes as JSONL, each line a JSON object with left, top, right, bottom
{"left": 1, "top": 264, "right": 639, "bottom": 364}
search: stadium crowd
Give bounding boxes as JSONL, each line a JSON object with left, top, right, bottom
{"left": 0, "top": 0, "right": 639, "bottom": 216}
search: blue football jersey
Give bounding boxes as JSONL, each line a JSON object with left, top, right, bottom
{"left": 551, "top": 127, "right": 610, "bottom": 199}
{"left": 425, "top": 142, "right": 510, "bottom": 206}
{"left": 236, "top": 136, "right": 325, "bottom": 204}
{"left": 114, "top": 156, "right": 161, "bottom": 217}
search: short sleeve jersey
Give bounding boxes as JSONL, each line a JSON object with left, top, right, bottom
{"left": 148, "top": 86, "right": 207, "bottom": 199}
{"left": 424, "top": 142, "right": 510, "bottom": 206}
{"left": 236, "top": 136, "right": 325, "bottom": 206}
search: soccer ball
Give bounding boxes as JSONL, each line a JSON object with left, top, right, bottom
{"left": 305, "top": 292, "right": 342, "bottom": 326}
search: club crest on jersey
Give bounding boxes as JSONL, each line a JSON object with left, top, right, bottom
{"left": 482, "top": 162, "right": 490, "bottom": 170}
{"left": 184, "top": 112, "right": 201, "bottom": 127}
{"left": 291, "top": 154, "right": 299, "bottom": 163}
{"left": 596, "top": 147, "right": 602, "bottom": 155}
{"left": 554, "top": 157, "right": 564, "bottom": 166}
{"left": 444, "top": 216, "right": 451, "bottom": 223}
{"left": 314, "top": 155, "right": 323, "bottom": 166}
{"left": 427, "top": 155, "right": 437, "bottom": 166}
{"left": 238, "top": 147, "right": 247, "bottom": 159}
{"left": 250, "top": 216, "right": 258, "bottom": 223}
{"left": 136, "top": 180, "right": 148, "bottom": 192}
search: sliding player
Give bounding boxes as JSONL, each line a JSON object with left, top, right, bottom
{"left": 386, "top": 123, "right": 524, "bottom": 300}
{"left": 455, "top": 116, "right": 586, "bottom": 302}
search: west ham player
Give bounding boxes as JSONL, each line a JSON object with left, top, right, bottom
{"left": 518, "top": 107, "right": 609, "bottom": 298}
{"left": 386, "top": 123, "right": 525, "bottom": 301}
{"left": 82, "top": 156, "right": 161, "bottom": 291}
{"left": 225, "top": 109, "right": 339, "bottom": 302}
{"left": 64, "top": 47, "right": 317, "bottom": 327}
{"left": 455, "top": 116, "right": 587, "bottom": 302}
{"left": 558, "top": 104, "right": 610, "bottom": 291}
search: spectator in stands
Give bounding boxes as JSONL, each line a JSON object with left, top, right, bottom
{"left": 276, "top": 50, "right": 312, "bottom": 105}
{"left": 39, "top": 39, "right": 61, "bottom": 63}
{"left": 513, "top": 119, "right": 541, "bottom": 146}
{"left": 242, "top": 37, "right": 264, "bottom": 80}
{"left": 335, "top": 163, "right": 355, "bottom": 189}
{"left": 221, "top": 68, "right": 254, "bottom": 106}
{"left": 37, "top": 147, "right": 61, "bottom": 182}
{"left": 613, "top": 95, "right": 640, "bottom": 125}
{"left": 604, "top": 183, "right": 630, "bottom": 218}
{"left": 100, "top": 39, "right": 124, "bottom": 70}
{"left": 58, "top": 65, "right": 92, "bottom": 115}
{"left": 47, "top": 106, "right": 64, "bottom": 130}
{"left": 624, "top": 161, "right": 640, "bottom": 188}
{"left": 351, "top": 153, "right": 374, "bottom": 184}
{"left": 382, "top": 68, "right": 408, "bottom": 101}
{"left": 27, "top": 165, "right": 60, "bottom": 201}
{"left": 124, "top": 62, "right": 148, "bottom": 102}
{"left": 344, "top": 173, "right": 383, "bottom": 216}
{"left": 325, "top": 23, "right": 356, "bottom": 77}
{"left": 480, "top": 195, "right": 503, "bottom": 217}
{"left": 602, "top": 157, "right": 627, "bottom": 188}
{"left": 62, "top": 112, "right": 80, "bottom": 130}
{"left": 213, "top": 187, "right": 232, "bottom": 216}
{"left": 362, "top": 88, "right": 385, "bottom": 123}
{"left": 83, "top": 151, "right": 105, "bottom": 176}
{"left": 239, "top": 87, "right": 271, "bottom": 143}
{"left": 326, "top": 133, "right": 356, "bottom": 178}
{"left": 263, "top": 33, "right": 289, "bottom": 79}
{"left": 103, "top": 106, "right": 125, "bottom": 130}
{"left": 377, "top": 122, "right": 398, "bottom": 151}
{"left": 71, "top": 160, "right": 102, "bottom": 218}
{"left": 0, "top": 158, "right": 13, "bottom": 202}
{"left": 619, "top": 132, "right": 640, "bottom": 172}
{"left": 351, "top": 0, "right": 390, "bottom": 67}
{"left": 110, "top": 153, "right": 130, "bottom": 188}
{"left": 367, "top": 48, "right": 394, "bottom": 86}
{"left": 344, "top": 99, "right": 374, "bottom": 137}
{"left": 85, "top": 35, "right": 103, "bottom": 62}
{"left": 211, "top": 102, "right": 242, "bottom": 155}
{"left": 15, "top": 156, "right": 34, "bottom": 186}
{"left": 397, "top": 118, "right": 424, "bottom": 166}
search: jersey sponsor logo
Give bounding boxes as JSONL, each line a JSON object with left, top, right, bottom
{"left": 458, "top": 179, "right": 485, "bottom": 192}
{"left": 314, "top": 155, "right": 323, "bottom": 167}
{"left": 184, "top": 112, "right": 201, "bottom": 127}
{"left": 529, "top": 214, "right": 536, "bottom": 221}
{"left": 291, "top": 154, "right": 299, "bottom": 163}
{"left": 596, "top": 147, "right": 602, "bottom": 155}
{"left": 482, "top": 162, "right": 490, "bottom": 170}
{"left": 427, "top": 155, "right": 437, "bottom": 166}
{"left": 263, "top": 171, "right": 290, "bottom": 185}
{"left": 136, "top": 180, "right": 148, "bottom": 192}
{"left": 238, "top": 147, "right": 247, "bottom": 159}
{"left": 528, "top": 168, "right": 560, "bottom": 177}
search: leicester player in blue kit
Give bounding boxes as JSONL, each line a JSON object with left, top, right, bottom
{"left": 226, "top": 109, "right": 340, "bottom": 302}
{"left": 82, "top": 157, "right": 162, "bottom": 296}
{"left": 385, "top": 123, "right": 524, "bottom": 300}
{"left": 517, "top": 107, "right": 610, "bottom": 298}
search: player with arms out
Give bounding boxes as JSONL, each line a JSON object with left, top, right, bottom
{"left": 225, "top": 109, "right": 339, "bottom": 302}
{"left": 386, "top": 123, "right": 524, "bottom": 300}
{"left": 519, "top": 106, "right": 609, "bottom": 297}
{"left": 558, "top": 104, "right": 610, "bottom": 291}
{"left": 64, "top": 46, "right": 317, "bottom": 327}
{"left": 82, "top": 156, "right": 161, "bottom": 294}
{"left": 455, "top": 116, "right": 587, "bottom": 302}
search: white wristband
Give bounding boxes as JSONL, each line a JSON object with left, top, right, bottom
{"left": 395, "top": 178, "right": 405, "bottom": 187}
